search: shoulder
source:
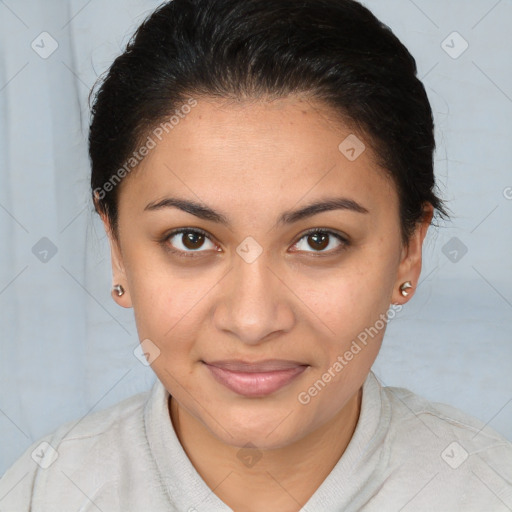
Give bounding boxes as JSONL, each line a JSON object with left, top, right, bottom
{"left": 382, "top": 381, "right": 511, "bottom": 450}
{"left": 0, "top": 388, "right": 151, "bottom": 511}
{"left": 42, "top": 386, "right": 150, "bottom": 458}
{"left": 372, "top": 379, "right": 512, "bottom": 510}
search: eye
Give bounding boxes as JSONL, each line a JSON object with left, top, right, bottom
{"left": 162, "top": 227, "right": 349, "bottom": 258}
{"left": 291, "top": 228, "right": 349, "bottom": 255}
{"left": 163, "top": 228, "right": 219, "bottom": 257}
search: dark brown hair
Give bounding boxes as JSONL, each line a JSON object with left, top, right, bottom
{"left": 89, "top": 0, "right": 450, "bottom": 244}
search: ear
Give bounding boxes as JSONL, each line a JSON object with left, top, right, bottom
{"left": 392, "top": 203, "right": 434, "bottom": 305}
{"left": 97, "top": 208, "right": 133, "bottom": 309}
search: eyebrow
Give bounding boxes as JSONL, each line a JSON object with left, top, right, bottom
{"left": 144, "top": 196, "right": 369, "bottom": 228}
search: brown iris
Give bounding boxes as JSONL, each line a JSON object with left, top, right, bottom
{"left": 182, "top": 231, "right": 206, "bottom": 250}
{"left": 307, "top": 232, "right": 329, "bottom": 251}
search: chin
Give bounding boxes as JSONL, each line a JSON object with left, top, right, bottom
{"left": 203, "top": 406, "right": 308, "bottom": 450}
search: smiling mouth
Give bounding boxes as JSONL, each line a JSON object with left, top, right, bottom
{"left": 202, "top": 360, "right": 309, "bottom": 397}
{"left": 202, "top": 359, "right": 308, "bottom": 372}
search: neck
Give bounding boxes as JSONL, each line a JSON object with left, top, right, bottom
{"left": 168, "top": 388, "right": 362, "bottom": 511}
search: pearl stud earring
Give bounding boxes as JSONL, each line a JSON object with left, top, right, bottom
{"left": 400, "top": 281, "right": 413, "bottom": 297}
{"left": 112, "top": 284, "right": 125, "bottom": 297}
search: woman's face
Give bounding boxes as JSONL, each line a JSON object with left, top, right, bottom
{"left": 105, "top": 95, "right": 429, "bottom": 450}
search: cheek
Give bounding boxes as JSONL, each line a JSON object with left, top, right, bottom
{"left": 121, "top": 242, "right": 198, "bottom": 338}
{"left": 294, "top": 253, "right": 397, "bottom": 335}
{"left": 130, "top": 277, "right": 203, "bottom": 345}
{"left": 291, "top": 249, "right": 398, "bottom": 378}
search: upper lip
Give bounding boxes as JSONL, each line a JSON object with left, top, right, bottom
{"left": 203, "top": 359, "right": 308, "bottom": 372}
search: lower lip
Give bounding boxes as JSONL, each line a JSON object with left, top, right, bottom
{"left": 204, "top": 363, "right": 308, "bottom": 397}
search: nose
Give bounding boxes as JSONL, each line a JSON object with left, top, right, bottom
{"left": 213, "top": 251, "right": 295, "bottom": 345}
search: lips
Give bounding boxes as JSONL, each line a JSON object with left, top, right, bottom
{"left": 202, "top": 359, "right": 309, "bottom": 397}
{"left": 204, "top": 359, "right": 307, "bottom": 372}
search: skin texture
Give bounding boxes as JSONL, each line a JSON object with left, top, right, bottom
{"left": 99, "top": 95, "right": 433, "bottom": 511}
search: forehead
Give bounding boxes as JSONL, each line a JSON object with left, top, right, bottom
{"left": 118, "top": 95, "right": 397, "bottom": 224}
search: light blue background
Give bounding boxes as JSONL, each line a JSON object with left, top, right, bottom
{"left": 0, "top": 0, "right": 511, "bottom": 475}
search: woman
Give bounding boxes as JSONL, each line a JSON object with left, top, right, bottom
{"left": 1, "top": 0, "right": 511, "bottom": 510}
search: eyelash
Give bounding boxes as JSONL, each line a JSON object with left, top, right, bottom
{"left": 161, "top": 227, "right": 350, "bottom": 259}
